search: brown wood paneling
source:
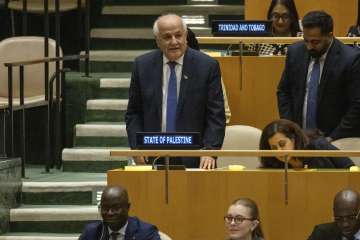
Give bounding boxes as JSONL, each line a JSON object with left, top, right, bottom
{"left": 216, "top": 56, "right": 284, "bottom": 129}
{"left": 244, "top": 0, "right": 357, "bottom": 36}
{"left": 108, "top": 169, "right": 360, "bottom": 240}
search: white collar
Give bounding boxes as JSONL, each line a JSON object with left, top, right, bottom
{"left": 163, "top": 54, "right": 184, "bottom": 66}
{"left": 108, "top": 221, "right": 128, "bottom": 237}
{"left": 354, "top": 228, "right": 360, "bottom": 239}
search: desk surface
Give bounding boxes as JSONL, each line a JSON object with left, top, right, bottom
{"left": 108, "top": 169, "right": 360, "bottom": 240}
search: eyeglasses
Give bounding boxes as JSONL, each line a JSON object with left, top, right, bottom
{"left": 224, "top": 215, "right": 254, "bottom": 224}
{"left": 271, "top": 13, "right": 290, "bottom": 21}
{"left": 334, "top": 209, "right": 360, "bottom": 222}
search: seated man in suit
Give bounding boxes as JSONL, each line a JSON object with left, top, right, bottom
{"left": 277, "top": 10, "right": 360, "bottom": 141}
{"left": 308, "top": 189, "right": 360, "bottom": 240}
{"left": 79, "top": 186, "right": 160, "bottom": 240}
{"left": 125, "top": 14, "right": 226, "bottom": 169}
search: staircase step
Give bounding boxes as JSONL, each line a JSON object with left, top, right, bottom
{"left": 80, "top": 50, "right": 150, "bottom": 72}
{"left": 86, "top": 103, "right": 127, "bottom": 123}
{"left": 75, "top": 123, "right": 127, "bottom": 137}
{"left": 86, "top": 99, "right": 128, "bottom": 120}
{"left": 102, "top": 5, "right": 244, "bottom": 16}
{"left": 219, "top": 0, "right": 244, "bottom": 4}
{"left": 0, "top": 233, "right": 79, "bottom": 240}
{"left": 91, "top": 27, "right": 212, "bottom": 39}
{"left": 74, "top": 136, "right": 128, "bottom": 147}
{"left": 22, "top": 181, "right": 106, "bottom": 205}
{"left": 90, "top": 27, "right": 212, "bottom": 50}
{"left": 86, "top": 50, "right": 150, "bottom": 62}
{"left": 94, "top": 15, "right": 159, "bottom": 29}
{"left": 86, "top": 99, "right": 128, "bottom": 122}
{"left": 100, "top": 77, "right": 131, "bottom": 88}
{"left": 86, "top": 110, "right": 126, "bottom": 124}
{"left": 62, "top": 147, "right": 129, "bottom": 172}
{"left": 11, "top": 205, "right": 99, "bottom": 221}
{"left": 104, "top": 0, "right": 186, "bottom": 5}
{"left": 91, "top": 38, "right": 156, "bottom": 50}
{"left": 87, "top": 99, "right": 128, "bottom": 111}
{"left": 10, "top": 205, "right": 99, "bottom": 233}
{"left": 97, "top": 77, "right": 131, "bottom": 98}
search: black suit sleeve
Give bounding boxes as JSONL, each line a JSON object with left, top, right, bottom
{"left": 309, "top": 137, "right": 355, "bottom": 168}
{"left": 202, "top": 60, "right": 226, "bottom": 149}
{"left": 308, "top": 223, "right": 342, "bottom": 240}
{"left": 330, "top": 54, "right": 360, "bottom": 140}
{"left": 277, "top": 49, "right": 294, "bottom": 120}
{"left": 308, "top": 225, "right": 325, "bottom": 240}
{"left": 143, "top": 227, "right": 161, "bottom": 240}
{"left": 125, "top": 59, "right": 144, "bottom": 149}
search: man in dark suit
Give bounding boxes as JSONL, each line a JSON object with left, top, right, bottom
{"left": 125, "top": 14, "right": 225, "bottom": 169}
{"left": 79, "top": 186, "right": 160, "bottom": 240}
{"left": 308, "top": 189, "right": 360, "bottom": 240}
{"left": 277, "top": 10, "right": 360, "bottom": 140}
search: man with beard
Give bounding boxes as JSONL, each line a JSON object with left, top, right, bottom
{"left": 79, "top": 186, "right": 160, "bottom": 240}
{"left": 277, "top": 10, "right": 360, "bottom": 140}
{"left": 308, "top": 189, "right": 360, "bottom": 240}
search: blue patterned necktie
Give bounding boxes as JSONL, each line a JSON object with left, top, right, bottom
{"left": 166, "top": 61, "right": 177, "bottom": 132}
{"left": 306, "top": 58, "right": 320, "bottom": 129}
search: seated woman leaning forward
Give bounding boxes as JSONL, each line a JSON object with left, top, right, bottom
{"left": 259, "top": 119, "right": 355, "bottom": 169}
{"left": 224, "top": 198, "right": 264, "bottom": 240}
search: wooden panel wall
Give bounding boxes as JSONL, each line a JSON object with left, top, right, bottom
{"left": 108, "top": 170, "right": 360, "bottom": 240}
{"left": 245, "top": 0, "right": 358, "bottom": 36}
{"left": 216, "top": 56, "right": 284, "bottom": 129}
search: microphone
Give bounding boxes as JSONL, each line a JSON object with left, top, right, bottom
{"left": 151, "top": 156, "right": 161, "bottom": 169}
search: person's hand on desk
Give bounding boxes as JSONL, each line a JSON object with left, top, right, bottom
{"left": 133, "top": 156, "right": 146, "bottom": 165}
{"left": 200, "top": 156, "right": 216, "bottom": 170}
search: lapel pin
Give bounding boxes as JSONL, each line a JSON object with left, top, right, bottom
{"left": 184, "top": 75, "right": 188, "bottom": 79}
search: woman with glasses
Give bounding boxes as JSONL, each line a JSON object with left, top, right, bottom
{"left": 268, "top": 0, "right": 301, "bottom": 37}
{"left": 249, "top": 0, "right": 301, "bottom": 55}
{"left": 259, "top": 119, "right": 355, "bottom": 169}
{"left": 224, "top": 198, "right": 264, "bottom": 240}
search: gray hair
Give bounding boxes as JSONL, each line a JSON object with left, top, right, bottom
{"left": 153, "top": 14, "right": 187, "bottom": 37}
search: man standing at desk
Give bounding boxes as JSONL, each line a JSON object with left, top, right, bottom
{"left": 125, "top": 14, "right": 226, "bottom": 169}
{"left": 308, "top": 189, "right": 360, "bottom": 240}
{"left": 277, "top": 10, "right": 360, "bottom": 140}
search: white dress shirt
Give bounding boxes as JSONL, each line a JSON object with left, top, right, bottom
{"left": 354, "top": 228, "right": 360, "bottom": 240}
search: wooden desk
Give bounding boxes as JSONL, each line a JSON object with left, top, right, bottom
{"left": 215, "top": 56, "right": 285, "bottom": 128}
{"left": 107, "top": 169, "right": 360, "bottom": 240}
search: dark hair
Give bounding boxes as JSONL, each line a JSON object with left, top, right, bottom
{"left": 302, "top": 10, "right": 333, "bottom": 35}
{"left": 266, "top": 0, "right": 301, "bottom": 36}
{"left": 259, "top": 119, "right": 309, "bottom": 168}
{"left": 186, "top": 27, "right": 200, "bottom": 50}
{"left": 230, "top": 198, "right": 264, "bottom": 238}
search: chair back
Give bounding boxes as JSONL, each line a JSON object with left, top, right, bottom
{"left": 7, "top": 0, "right": 83, "bottom": 13}
{"left": 159, "top": 231, "right": 172, "bottom": 240}
{"left": 0, "top": 36, "right": 61, "bottom": 99}
{"left": 217, "top": 125, "right": 262, "bottom": 169}
{"left": 332, "top": 138, "right": 360, "bottom": 166}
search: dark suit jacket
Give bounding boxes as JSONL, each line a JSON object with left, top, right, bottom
{"left": 79, "top": 217, "right": 160, "bottom": 240}
{"left": 308, "top": 222, "right": 349, "bottom": 240}
{"left": 126, "top": 47, "right": 226, "bottom": 167}
{"left": 303, "top": 137, "right": 354, "bottom": 168}
{"left": 277, "top": 38, "right": 360, "bottom": 139}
